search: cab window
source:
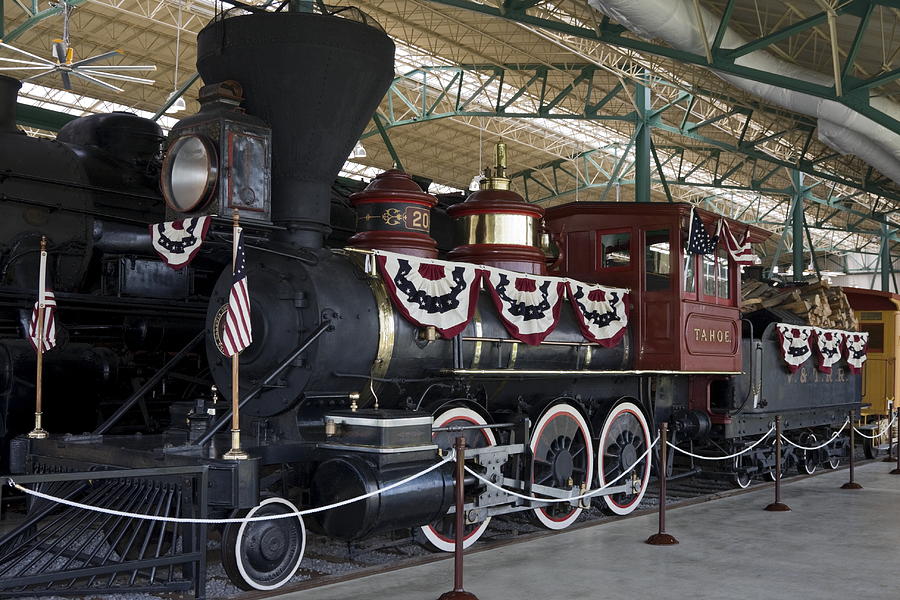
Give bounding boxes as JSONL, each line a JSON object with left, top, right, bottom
{"left": 645, "top": 229, "right": 670, "bottom": 291}
{"left": 600, "top": 232, "right": 631, "bottom": 269}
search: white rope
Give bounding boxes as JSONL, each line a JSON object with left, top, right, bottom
{"left": 464, "top": 435, "right": 659, "bottom": 503}
{"left": 666, "top": 426, "right": 774, "bottom": 461}
{"left": 781, "top": 419, "right": 849, "bottom": 450}
{"left": 7, "top": 452, "right": 455, "bottom": 525}
{"left": 852, "top": 414, "right": 898, "bottom": 440}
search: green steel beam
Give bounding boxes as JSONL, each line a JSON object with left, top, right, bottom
{"left": 841, "top": 3, "right": 874, "bottom": 85}
{"left": 367, "top": 65, "right": 900, "bottom": 206}
{"left": 2, "top": 0, "right": 86, "bottom": 43}
{"left": 634, "top": 75, "right": 650, "bottom": 203}
{"left": 15, "top": 102, "right": 76, "bottom": 131}
{"left": 711, "top": 0, "right": 735, "bottom": 52}
{"left": 372, "top": 112, "right": 404, "bottom": 172}
{"left": 419, "top": 0, "right": 900, "bottom": 134}
{"left": 882, "top": 223, "right": 893, "bottom": 291}
{"left": 152, "top": 73, "right": 201, "bottom": 121}
{"left": 791, "top": 170, "right": 805, "bottom": 281}
{"left": 725, "top": 12, "right": 829, "bottom": 60}
{"left": 849, "top": 66, "right": 900, "bottom": 93}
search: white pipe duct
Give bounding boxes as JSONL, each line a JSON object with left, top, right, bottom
{"left": 588, "top": 0, "right": 900, "bottom": 184}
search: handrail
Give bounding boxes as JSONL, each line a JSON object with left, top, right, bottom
{"left": 94, "top": 330, "right": 205, "bottom": 434}
{"left": 192, "top": 320, "right": 333, "bottom": 447}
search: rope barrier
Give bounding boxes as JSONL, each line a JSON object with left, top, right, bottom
{"left": 666, "top": 426, "right": 774, "bottom": 461}
{"left": 7, "top": 451, "right": 455, "bottom": 525}
{"left": 780, "top": 419, "right": 849, "bottom": 450}
{"left": 464, "top": 435, "right": 660, "bottom": 503}
{"left": 852, "top": 415, "right": 898, "bottom": 440}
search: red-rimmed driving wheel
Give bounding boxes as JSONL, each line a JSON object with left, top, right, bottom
{"left": 597, "top": 401, "right": 652, "bottom": 515}
{"left": 420, "top": 406, "right": 495, "bottom": 552}
{"left": 530, "top": 402, "right": 594, "bottom": 530}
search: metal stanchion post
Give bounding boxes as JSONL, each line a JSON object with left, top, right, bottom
{"left": 765, "top": 415, "right": 791, "bottom": 511}
{"left": 437, "top": 437, "right": 479, "bottom": 600}
{"left": 882, "top": 402, "right": 896, "bottom": 462}
{"left": 646, "top": 422, "right": 678, "bottom": 545}
{"left": 842, "top": 410, "right": 863, "bottom": 489}
{"left": 892, "top": 406, "right": 900, "bottom": 475}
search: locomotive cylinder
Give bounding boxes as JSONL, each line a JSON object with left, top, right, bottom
{"left": 310, "top": 455, "right": 454, "bottom": 540}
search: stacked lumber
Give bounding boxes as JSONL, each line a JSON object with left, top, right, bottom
{"left": 740, "top": 279, "right": 858, "bottom": 330}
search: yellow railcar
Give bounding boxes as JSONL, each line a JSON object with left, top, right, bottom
{"left": 843, "top": 287, "right": 900, "bottom": 457}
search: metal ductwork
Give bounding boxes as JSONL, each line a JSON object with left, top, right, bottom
{"left": 196, "top": 10, "right": 395, "bottom": 249}
{"left": 0, "top": 75, "right": 21, "bottom": 134}
{"left": 588, "top": 0, "right": 900, "bottom": 185}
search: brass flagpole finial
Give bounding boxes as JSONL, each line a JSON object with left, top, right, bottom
{"left": 28, "top": 235, "right": 49, "bottom": 439}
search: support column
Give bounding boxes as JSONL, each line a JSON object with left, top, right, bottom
{"left": 881, "top": 223, "right": 892, "bottom": 292}
{"left": 791, "top": 170, "right": 805, "bottom": 282}
{"left": 634, "top": 75, "right": 651, "bottom": 203}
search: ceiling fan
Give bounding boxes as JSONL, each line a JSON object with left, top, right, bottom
{"left": 0, "top": 1, "right": 156, "bottom": 93}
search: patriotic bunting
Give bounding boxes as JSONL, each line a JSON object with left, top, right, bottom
{"left": 28, "top": 290, "right": 57, "bottom": 353}
{"left": 566, "top": 281, "right": 629, "bottom": 347}
{"left": 719, "top": 219, "right": 760, "bottom": 266}
{"left": 376, "top": 251, "right": 482, "bottom": 339}
{"left": 483, "top": 268, "right": 566, "bottom": 345}
{"left": 149, "top": 216, "right": 212, "bottom": 270}
{"left": 813, "top": 329, "right": 843, "bottom": 374}
{"left": 775, "top": 323, "right": 868, "bottom": 374}
{"left": 845, "top": 332, "right": 869, "bottom": 373}
{"left": 775, "top": 324, "right": 815, "bottom": 373}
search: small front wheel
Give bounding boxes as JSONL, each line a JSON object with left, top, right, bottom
{"left": 222, "top": 495, "right": 306, "bottom": 591}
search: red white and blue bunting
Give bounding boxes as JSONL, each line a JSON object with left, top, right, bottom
{"left": 566, "top": 281, "right": 630, "bottom": 347}
{"left": 775, "top": 324, "right": 815, "bottom": 373}
{"left": 776, "top": 323, "right": 868, "bottom": 373}
{"left": 373, "top": 250, "right": 631, "bottom": 347}
{"left": 149, "top": 216, "right": 212, "bottom": 270}
{"left": 376, "top": 251, "right": 482, "bottom": 339}
{"left": 845, "top": 332, "right": 869, "bottom": 373}
{"left": 483, "top": 268, "right": 566, "bottom": 345}
{"left": 813, "top": 329, "right": 843, "bottom": 374}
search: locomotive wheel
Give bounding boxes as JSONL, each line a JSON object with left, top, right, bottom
{"left": 420, "top": 406, "right": 496, "bottom": 552}
{"left": 799, "top": 433, "right": 819, "bottom": 475}
{"left": 733, "top": 454, "right": 752, "bottom": 489}
{"left": 530, "top": 402, "right": 594, "bottom": 530}
{"left": 221, "top": 496, "right": 306, "bottom": 591}
{"left": 596, "top": 401, "right": 652, "bottom": 515}
{"left": 827, "top": 454, "right": 841, "bottom": 469}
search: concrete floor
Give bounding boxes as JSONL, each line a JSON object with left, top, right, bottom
{"left": 273, "top": 463, "right": 900, "bottom": 600}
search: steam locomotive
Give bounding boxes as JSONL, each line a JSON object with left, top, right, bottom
{"left": 0, "top": 5, "right": 861, "bottom": 596}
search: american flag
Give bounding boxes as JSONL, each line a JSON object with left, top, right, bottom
{"left": 720, "top": 219, "right": 760, "bottom": 265}
{"left": 686, "top": 207, "right": 719, "bottom": 255}
{"left": 221, "top": 229, "right": 252, "bottom": 356}
{"left": 28, "top": 290, "right": 57, "bottom": 353}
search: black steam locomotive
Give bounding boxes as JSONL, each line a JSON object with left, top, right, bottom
{"left": 0, "top": 5, "right": 861, "bottom": 596}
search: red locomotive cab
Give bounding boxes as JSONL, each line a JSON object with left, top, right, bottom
{"left": 544, "top": 203, "right": 769, "bottom": 372}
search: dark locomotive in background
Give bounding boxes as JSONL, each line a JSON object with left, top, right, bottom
{"left": 0, "top": 3, "right": 861, "bottom": 595}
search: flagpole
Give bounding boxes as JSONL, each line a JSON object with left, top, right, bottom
{"left": 224, "top": 210, "right": 249, "bottom": 461}
{"left": 28, "top": 236, "right": 49, "bottom": 439}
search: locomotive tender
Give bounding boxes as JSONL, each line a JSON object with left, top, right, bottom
{"left": 0, "top": 4, "right": 862, "bottom": 595}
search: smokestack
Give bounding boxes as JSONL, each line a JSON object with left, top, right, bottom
{"left": 195, "top": 10, "right": 395, "bottom": 249}
{"left": 0, "top": 75, "right": 21, "bottom": 134}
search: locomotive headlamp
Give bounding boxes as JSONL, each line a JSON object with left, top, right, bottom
{"left": 160, "top": 134, "right": 218, "bottom": 212}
